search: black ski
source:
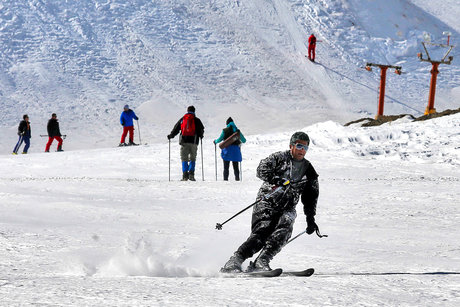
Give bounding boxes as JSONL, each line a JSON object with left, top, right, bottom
{"left": 282, "top": 268, "right": 314, "bottom": 277}
{"left": 304, "top": 55, "right": 317, "bottom": 63}
{"left": 222, "top": 268, "right": 283, "bottom": 278}
{"left": 247, "top": 268, "right": 283, "bottom": 277}
{"left": 118, "top": 143, "right": 140, "bottom": 147}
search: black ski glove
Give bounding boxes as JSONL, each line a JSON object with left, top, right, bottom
{"left": 167, "top": 134, "right": 173, "bottom": 140}
{"left": 306, "top": 216, "right": 318, "bottom": 235}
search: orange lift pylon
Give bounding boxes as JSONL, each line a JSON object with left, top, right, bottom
{"left": 417, "top": 40, "right": 454, "bottom": 115}
{"left": 365, "top": 63, "right": 402, "bottom": 119}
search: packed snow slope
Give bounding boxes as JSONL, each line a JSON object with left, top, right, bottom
{"left": 1, "top": 0, "right": 459, "bottom": 151}
{"left": 1, "top": 114, "right": 459, "bottom": 306}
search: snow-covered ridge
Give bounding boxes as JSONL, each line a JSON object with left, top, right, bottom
{"left": 248, "top": 113, "right": 460, "bottom": 166}
{"left": 311, "top": 115, "right": 460, "bottom": 165}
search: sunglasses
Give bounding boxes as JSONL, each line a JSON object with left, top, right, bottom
{"left": 294, "top": 143, "right": 309, "bottom": 151}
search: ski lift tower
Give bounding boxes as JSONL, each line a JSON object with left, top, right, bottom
{"left": 417, "top": 33, "right": 454, "bottom": 115}
{"left": 365, "top": 63, "right": 402, "bottom": 119}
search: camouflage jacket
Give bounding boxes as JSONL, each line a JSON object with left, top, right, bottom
{"left": 256, "top": 150, "right": 319, "bottom": 218}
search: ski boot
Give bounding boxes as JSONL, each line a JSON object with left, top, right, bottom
{"left": 188, "top": 171, "right": 196, "bottom": 181}
{"left": 57, "top": 145, "right": 64, "bottom": 152}
{"left": 181, "top": 172, "right": 189, "bottom": 181}
{"left": 220, "top": 252, "right": 245, "bottom": 273}
{"left": 247, "top": 258, "right": 271, "bottom": 272}
{"left": 247, "top": 250, "right": 273, "bottom": 272}
{"left": 129, "top": 141, "right": 138, "bottom": 146}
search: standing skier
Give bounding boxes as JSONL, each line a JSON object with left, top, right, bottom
{"left": 167, "top": 106, "right": 205, "bottom": 181}
{"left": 308, "top": 33, "right": 317, "bottom": 62}
{"left": 220, "top": 132, "right": 320, "bottom": 273}
{"left": 45, "top": 113, "right": 64, "bottom": 152}
{"left": 12, "top": 114, "right": 32, "bottom": 155}
{"left": 214, "top": 117, "right": 246, "bottom": 181}
{"left": 119, "top": 105, "right": 139, "bottom": 146}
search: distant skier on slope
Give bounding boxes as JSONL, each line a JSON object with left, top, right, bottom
{"left": 214, "top": 117, "right": 246, "bottom": 181}
{"left": 167, "top": 106, "right": 205, "bottom": 181}
{"left": 220, "top": 132, "right": 320, "bottom": 273}
{"left": 45, "top": 113, "right": 64, "bottom": 152}
{"left": 12, "top": 114, "right": 31, "bottom": 155}
{"left": 308, "top": 33, "right": 317, "bottom": 62}
{"left": 119, "top": 105, "right": 139, "bottom": 146}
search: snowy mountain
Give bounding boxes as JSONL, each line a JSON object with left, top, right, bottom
{"left": 1, "top": 0, "right": 459, "bottom": 152}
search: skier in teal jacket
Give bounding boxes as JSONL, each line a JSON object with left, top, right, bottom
{"left": 214, "top": 117, "right": 246, "bottom": 181}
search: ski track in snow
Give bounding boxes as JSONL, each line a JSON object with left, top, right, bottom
{"left": 1, "top": 114, "right": 460, "bottom": 306}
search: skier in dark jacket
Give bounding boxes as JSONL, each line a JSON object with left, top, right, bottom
{"left": 12, "top": 114, "right": 32, "bottom": 155}
{"left": 308, "top": 33, "right": 317, "bottom": 62}
{"left": 45, "top": 113, "right": 64, "bottom": 152}
{"left": 119, "top": 104, "right": 139, "bottom": 146}
{"left": 214, "top": 117, "right": 246, "bottom": 181}
{"left": 221, "top": 131, "right": 320, "bottom": 273}
{"left": 167, "top": 106, "right": 205, "bottom": 181}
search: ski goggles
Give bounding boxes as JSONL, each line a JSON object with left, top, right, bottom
{"left": 294, "top": 143, "right": 309, "bottom": 151}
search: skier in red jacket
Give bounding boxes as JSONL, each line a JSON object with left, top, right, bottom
{"left": 308, "top": 34, "right": 317, "bottom": 62}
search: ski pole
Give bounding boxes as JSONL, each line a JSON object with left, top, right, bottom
{"left": 214, "top": 142, "right": 218, "bottom": 181}
{"left": 239, "top": 145, "right": 243, "bottom": 181}
{"left": 40, "top": 134, "right": 67, "bottom": 138}
{"left": 137, "top": 120, "right": 141, "bottom": 144}
{"left": 168, "top": 139, "right": 171, "bottom": 182}
{"left": 240, "top": 161, "right": 242, "bottom": 182}
{"left": 286, "top": 227, "right": 329, "bottom": 245}
{"left": 216, "top": 180, "right": 291, "bottom": 230}
{"left": 286, "top": 230, "right": 306, "bottom": 245}
{"left": 216, "top": 199, "right": 260, "bottom": 230}
{"left": 201, "top": 139, "right": 204, "bottom": 181}
{"left": 316, "top": 228, "right": 328, "bottom": 238}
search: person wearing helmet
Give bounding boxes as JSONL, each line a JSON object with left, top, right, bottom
{"left": 220, "top": 131, "right": 320, "bottom": 273}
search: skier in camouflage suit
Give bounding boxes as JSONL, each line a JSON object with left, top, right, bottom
{"left": 221, "top": 131, "right": 320, "bottom": 273}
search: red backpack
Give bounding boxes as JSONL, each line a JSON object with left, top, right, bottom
{"left": 181, "top": 113, "right": 196, "bottom": 136}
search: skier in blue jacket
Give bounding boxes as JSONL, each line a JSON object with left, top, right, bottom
{"left": 214, "top": 117, "right": 246, "bottom": 181}
{"left": 119, "top": 105, "right": 139, "bottom": 146}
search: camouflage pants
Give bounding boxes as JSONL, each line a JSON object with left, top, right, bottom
{"left": 180, "top": 143, "right": 197, "bottom": 162}
{"left": 236, "top": 200, "right": 297, "bottom": 260}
